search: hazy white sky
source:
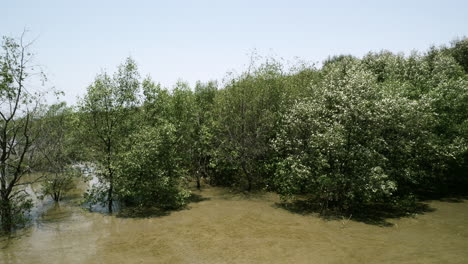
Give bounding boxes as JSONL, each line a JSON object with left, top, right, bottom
{"left": 2, "top": 0, "right": 467, "bottom": 105}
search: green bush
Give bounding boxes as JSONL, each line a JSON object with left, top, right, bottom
{"left": 272, "top": 60, "right": 438, "bottom": 211}
{"left": 115, "top": 122, "right": 190, "bottom": 210}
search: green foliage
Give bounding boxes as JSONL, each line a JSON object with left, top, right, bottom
{"left": 272, "top": 58, "right": 457, "bottom": 211}
{"left": 0, "top": 34, "right": 47, "bottom": 232}
{"left": 40, "top": 167, "right": 79, "bottom": 202}
{"left": 191, "top": 81, "right": 217, "bottom": 188}
{"left": 170, "top": 81, "right": 197, "bottom": 171}
{"left": 142, "top": 76, "right": 172, "bottom": 125}
{"left": 211, "top": 59, "right": 285, "bottom": 190}
{"left": 4, "top": 33, "right": 466, "bottom": 222}
{"left": 83, "top": 172, "right": 109, "bottom": 209}
{"left": 35, "top": 102, "right": 80, "bottom": 171}
{"left": 0, "top": 193, "right": 32, "bottom": 233}
{"left": 448, "top": 37, "right": 468, "bottom": 73}
{"left": 79, "top": 57, "right": 141, "bottom": 213}
{"left": 425, "top": 69, "right": 468, "bottom": 190}
{"left": 116, "top": 123, "right": 190, "bottom": 209}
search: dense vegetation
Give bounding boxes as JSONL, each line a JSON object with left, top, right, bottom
{"left": 1, "top": 35, "right": 467, "bottom": 233}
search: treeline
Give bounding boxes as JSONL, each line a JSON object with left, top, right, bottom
{"left": 1, "top": 36, "right": 467, "bottom": 232}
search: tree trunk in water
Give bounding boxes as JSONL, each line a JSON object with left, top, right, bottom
{"left": 0, "top": 197, "right": 12, "bottom": 233}
{"left": 196, "top": 176, "right": 201, "bottom": 190}
{"left": 106, "top": 143, "right": 114, "bottom": 214}
{"left": 241, "top": 161, "right": 252, "bottom": 192}
{"left": 108, "top": 180, "right": 113, "bottom": 214}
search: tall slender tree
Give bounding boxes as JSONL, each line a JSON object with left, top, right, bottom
{"left": 80, "top": 57, "right": 140, "bottom": 213}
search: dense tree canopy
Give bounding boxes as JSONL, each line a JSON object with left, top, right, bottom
{"left": 1, "top": 35, "right": 467, "bottom": 232}
{"left": 74, "top": 37, "right": 468, "bottom": 214}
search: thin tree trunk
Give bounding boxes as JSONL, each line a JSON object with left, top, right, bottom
{"left": 107, "top": 141, "right": 114, "bottom": 214}
{"left": 241, "top": 160, "right": 252, "bottom": 192}
{"left": 108, "top": 173, "right": 113, "bottom": 214}
{"left": 196, "top": 157, "right": 202, "bottom": 190}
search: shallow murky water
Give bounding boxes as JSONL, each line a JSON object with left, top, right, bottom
{"left": 1, "top": 186, "right": 467, "bottom": 264}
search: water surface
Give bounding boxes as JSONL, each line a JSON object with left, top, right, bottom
{"left": 1, "top": 187, "right": 467, "bottom": 264}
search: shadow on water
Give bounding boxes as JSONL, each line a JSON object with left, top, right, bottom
{"left": 436, "top": 197, "right": 468, "bottom": 203}
{"left": 38, "top": 202, "right": 74, "bottom": 224}
{"left": 350, "top": 203, "right": 436, "bottom": 227}
{"left": 116, "top": 207, "right": 172, "bottom": 218}
{"left": 116, "top": 193, "right": 211, "bottom": 218}
{"left": 206, "top": 188, "right": 273, "bottom": 201}
{"left": 418, "top": 192, "right": 468, "bottom": 204}
{"left": 187, "top": 193, "right": 211, "bottom": 203}
{"left": 274, "top": 199, "right": 436, "bottom": 227}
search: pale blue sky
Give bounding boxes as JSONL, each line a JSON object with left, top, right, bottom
{"left": 2, "top": 0, "right": 467, "bottom": 104}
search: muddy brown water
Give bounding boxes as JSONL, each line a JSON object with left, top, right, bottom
{"left": 1, "top": 186, "right": 467, "bottom": 264}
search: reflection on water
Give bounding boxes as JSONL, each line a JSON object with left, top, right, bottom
{"left": 1, "top": 186, "right": 468, "bottom": 264}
